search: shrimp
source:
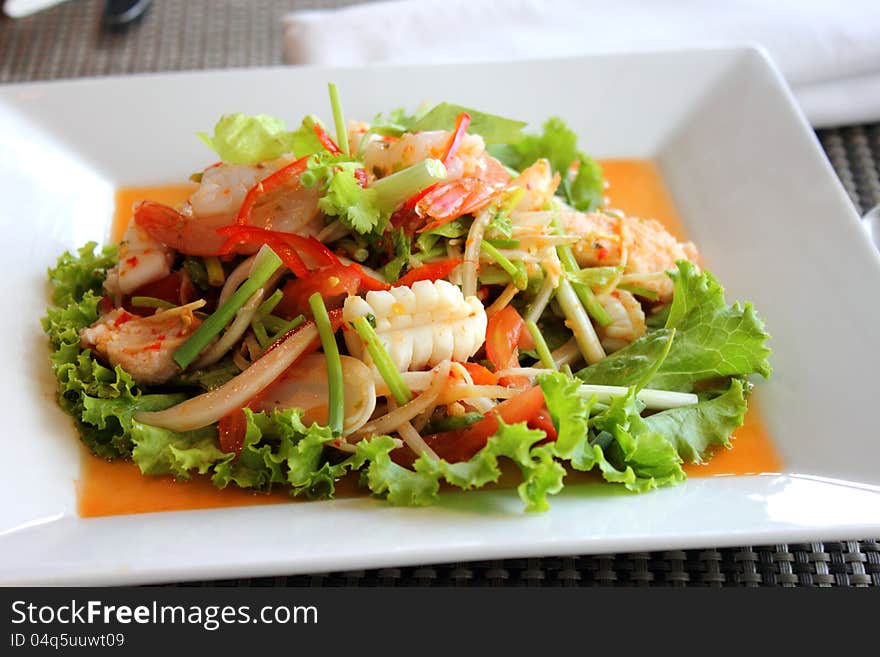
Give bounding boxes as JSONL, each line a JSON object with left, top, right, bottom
{"left": 347, "top": 119, "right": 372, "bottom": 155}
{"left": 134, "top": 159, "right": 322, "bottom": 256}
{"left": 363, "top": 130, "right": 486, "bottom": 179}
{"left": 103, "top": 220, "right": 174, "bottom": 297}
{"left": 595, "top": 289, "right": 647, "bottom": 353}
{"left": 363, "top": 130, "right": 510, "bottom": 227}
{"left": 511, "top": 209, "right": 699, "bottom": 301}
{"left": 511, "top": 159, "right": 561, "bottom": 212}
{"left": 80, "top": 301, "right": 204, "bottom": 385}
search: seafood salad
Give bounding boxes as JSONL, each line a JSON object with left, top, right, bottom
{"left": 43, "top": 84, "right": 771, "bottom": 511}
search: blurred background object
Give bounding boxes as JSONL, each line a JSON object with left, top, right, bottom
{"left": 283, "top": 0, "right": 880, "bottom": 128}
{"left": 102, "top": 0, "right": 152, "bottom": 28}
{"left": 3, "top": 0, "right": 69, "bottom": 18}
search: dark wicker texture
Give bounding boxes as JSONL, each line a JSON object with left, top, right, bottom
{"left": 2, "top": 0, "right": 879, "bottom": 587}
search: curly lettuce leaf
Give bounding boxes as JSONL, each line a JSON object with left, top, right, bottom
{"left": 198, "top": 113, "right": 302, "bottom": 165}
{"left": 539, "top": 369, "right": 686, "bottom": 493}
{"left": 290, "top": 114, "right": 329, "bottom": 158}
{"left": 43, "top": 245, "right": 153, "bottom": 457}
{"left": 352, "top": 420, "right": 565, "bottom": 512}
{"left": 47, "top": 241, "right": 117, "bottom": 307}
{"left": 131, "top": 408, "right": 352, "bottom": 496}
{"left": 578, "top": 261, "right": 771, "bottom": 392}
{"left": 409, "top": 102, "right": 527, "bottom": 144}
{"left": 589, "top": 391, "right": 686, "bottom": 492}
{"left": 82, "top": 392, "right": 186, "bottom": 457}
{"left": 491, "top": 117, "right": 603, "bottom": 212}
{"left": 208, "top": 408, "right": 348, "bottom": 497}
{"left": 131, "top": 423, "right": 226, "bottom": 479}
{"left": 349, "top": 435, "right": 440, "bottom": 506}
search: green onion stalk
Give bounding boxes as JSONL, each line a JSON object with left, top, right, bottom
{"left": 327, "top": 82, "right": 350, "bottom": 156}
{"left": 552, "top": 217, "right": 612, "bottom": 326}
{"left": 525, "top": 320, "right": 558, "bottom": 371}
{"left": 371, "top": 158, "right": 447, "bottom": 211}
{"left": 174, "top": 245, "right": 283, "bottom": 370}
{"left": 479, "top": 241, "right": 528, "bottom": 291}
{"left": 309, "top": 292, "right": 345, "bottom": 437}
{"left": 351, "top": 316, "right": 413, "bottom": 406}
{"left": 130, "top": 296, "right": 176, "bottom": 310}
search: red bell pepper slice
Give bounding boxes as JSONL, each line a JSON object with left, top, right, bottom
{"left": 313, "top": 122, "right": 343, "bottom": 156}
{"left": 485, "top": 305, "right": 534, "bottom": 387}
{"left": 217, "top": 225, "right": 342, "bottom": 277}
{"left": 235, "top": 156, "right": 311, "bottom": 226}
{"left": 393, "top": 258, "right": 461, "bottom": 288}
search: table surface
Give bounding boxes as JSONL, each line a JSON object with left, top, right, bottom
{"left": 2, "top": 0, "right": 879, "bottom": 587}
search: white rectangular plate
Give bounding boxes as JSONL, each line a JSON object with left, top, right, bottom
{"left": 2, "top": 48, "right": 879, "bottom": 586}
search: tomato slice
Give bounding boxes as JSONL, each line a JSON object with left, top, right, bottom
{"left": 394, "top": 258, "right": 461, "bottom": 288}
{"left": 485, "top": 305, "right": 534, "bottom": 387}
{"left": 426, "top": 385, "right": 547, "bottom": 462}
{"left": 462, "top": 362, "right": 498, "bottom": 386}
{"left": 275, "top": 263, "right": 361, "bottom": 319}
{"left": 528, "top": 408, "right": 558, "bottom": 442}
{"left": 218, "top": 409, "right": 248, "bottom": 455}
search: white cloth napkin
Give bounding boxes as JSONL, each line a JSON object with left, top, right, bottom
{"left": 283, "top": 0, "right": 880, "bottom": 127}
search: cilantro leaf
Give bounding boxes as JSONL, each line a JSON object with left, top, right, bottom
{"left": 317, "top": 164, "right": 381, "bottom": 234}
{"left": 303, "top": 154, "right": 383, "bottom": 235}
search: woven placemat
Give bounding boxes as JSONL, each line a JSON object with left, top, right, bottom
{"left": 3, "top": 0, "right": 879, "bottom": 587}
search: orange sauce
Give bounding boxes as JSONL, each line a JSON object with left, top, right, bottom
{"left": 77, "top": 159, "right": 780, "bottom": 518}
{"left": 110, "top": 184, "right": 197, "bottom": 242}
{"left": 601, "top": 159, "right": 781, "bottom": 477}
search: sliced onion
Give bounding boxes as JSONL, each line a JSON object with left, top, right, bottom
{"left": 192, "top": 288, "right": 265, "bottom": 368}
{"left": 493, "top": 367, "right": 547, "bottom": 380}
{"left": 372, "top": 370, "right": 434, "bottom": 396}
{"left": 218, "top": 255, "right": 256, "bottom": 306}
{"left": 461, "top": 208, "right": 492, "bottom": 298}
{"left": 440, "top": 383, "right": 522, "bottom": 404}
{"left": 336, "top": 255, "right": 386, "bottom": 283}
{"left": 354, "top": 361, "right": 450, "bottom": 438}
{"left": 551, "top": 337, "right": 582, "bottom": 368}
{"left": 134, "top": 322, "right": 319, "bottom": 432}
{"left": 524, "top": 273, "right": 556, "bottom": 324}
{"left": 252, "top": 353, "right": 376, "bottom": 435}
{"left": 398, "top": 421, "right": 439, "bottom": 460}
{"left": 485, "top": 283, "right": 518, "bottom": 318}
